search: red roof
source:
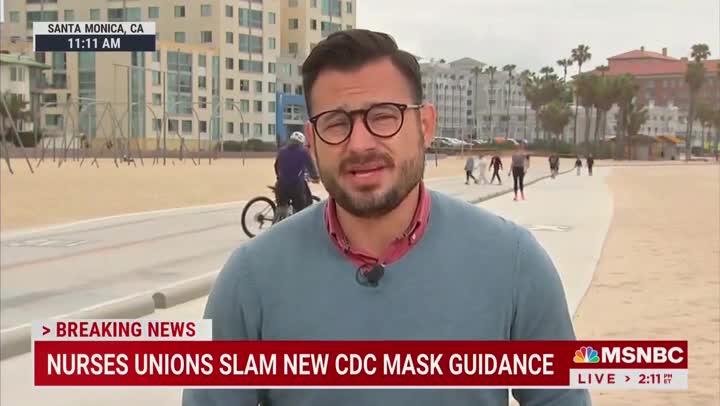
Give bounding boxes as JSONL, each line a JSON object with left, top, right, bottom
{"left": 608, "top": 50, "right": 678, "bottom": 61}
{"left": 592, "top": 59, "right": 720, "bottom": 77}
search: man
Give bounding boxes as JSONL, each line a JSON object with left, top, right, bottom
{"left": 476, "top": 154, "right": 489, "bottom": 184}
{"left": 489, "top": 153, "right": 503, "bottom": 184}
{"left": 464, "top": 155, "right": 478, "bottom": 184}
{"left": 273, "top": 131, "right": 319, "bottom": 220}
{"left": 183, "top": 29, "right": 590, "bottom": 406}
{"left": 509, "top": 142, "right": 528, "bottom": 201}
{"left": 586, "top": 153, "right": 594, "bottom": 176}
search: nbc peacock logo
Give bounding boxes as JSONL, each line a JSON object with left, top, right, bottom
{"left": 574, "top": 346, "right": 600, "bottom": 363}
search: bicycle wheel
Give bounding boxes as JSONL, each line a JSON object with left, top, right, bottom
{"left": 241, "top": 196, "right": 276, "bottom": 238}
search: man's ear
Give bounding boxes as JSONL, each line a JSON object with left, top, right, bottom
{"left": 305, "top": 121, "right": 315, "bottom": 152}
{"left": 420, "top": 104, "right": 437, "bottom": 148}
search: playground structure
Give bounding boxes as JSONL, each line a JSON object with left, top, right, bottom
{"left": 0, "top": 88, "right": 309, "bottom": 175}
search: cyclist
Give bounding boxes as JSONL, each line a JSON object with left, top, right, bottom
{"left": 274, "top": 131, "right": 319, "bottom": 220}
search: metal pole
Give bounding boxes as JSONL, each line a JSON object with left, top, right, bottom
{"left": 127, "top": 67, "right": 131, "bottom": 162}
{"left": 162, "top": 71, "right": 167, "bottom": 166}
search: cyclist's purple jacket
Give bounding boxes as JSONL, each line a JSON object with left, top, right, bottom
{"left": 274, "top": 144, "right": 317, "bottom": 186}
{"left": 182, "top": 187, "right": 591, "bottom": 406}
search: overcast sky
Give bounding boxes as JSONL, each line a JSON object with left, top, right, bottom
{"left": 356, "top": 0, "right": 720, "bottom": 72}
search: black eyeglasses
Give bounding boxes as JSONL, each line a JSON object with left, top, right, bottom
{"left": 309, "top": 102, "right": 423, "bottom": 145}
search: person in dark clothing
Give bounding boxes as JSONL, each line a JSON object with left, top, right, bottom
{"left": 509, "top": 143, "right": 527, "bottom": 200}
{"left": 489, "top": 154, "right": 503, "bottom": 184}
{"left": 586, "top": 154, "right": 594, "bottom": 176}
{"left": 274, "top": 131, "right": 319, "bottom": 220}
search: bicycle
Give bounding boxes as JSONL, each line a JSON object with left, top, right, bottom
{"left": 241, "top": 181, "right": 321, "bottom": 239}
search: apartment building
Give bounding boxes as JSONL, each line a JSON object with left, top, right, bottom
{"left": 420, "top": 57, "right": 535, "bottom": 141}
{"left": 1, "top": 0, "right": 286, "bottom": 148}
{"left": 0, "top": 51, "right": 51, "bottom": 133}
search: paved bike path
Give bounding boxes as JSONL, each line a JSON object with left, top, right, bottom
{"left": 0, "top": 163, "right": 561, "bottom": 330}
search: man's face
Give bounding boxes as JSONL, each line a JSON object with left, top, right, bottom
{"left": 305, "top": 58, "right": 436, "bottom": 218}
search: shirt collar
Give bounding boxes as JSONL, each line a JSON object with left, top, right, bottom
{"left": 324, "top": 182, "right": 431, "bottom": 251}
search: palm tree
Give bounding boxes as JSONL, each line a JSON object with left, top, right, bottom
{"left": 614, "top": 74, "right": 639, "bottom": 160}
{"left": 596, "top": 65, "right": 609, "bottom": 77}
{"left": 518, "top": 70, "right": 532, "bottom": 140}
{"left": 485, "top": 66, "right": 498, "bottom": 138}
{"left": 575, "top": 73, "right": 597, "bottom": 148}
{"left": 470, "top": 66, "right": 482, "bottom": 139}
{"left": 539, "top": 66, "right": 554, "bottom": 80}
{"left": 713, "top": 108, "right": 720, "bottom": 158}
{"left": 502, "top": 64, "right": 516, "bottom": 139}
{"left": 523, "top": 74, "right": 543, "bottom": 142}
{"left": 538, "top": 99, "right": 573, "bottom": 142}
{"left": 571, "top": 45, "right": 592, "bottom": 146}
{"left": 696, "top": 102, "right": 714, "bottom": 156}
{"left": 622, "top": 101, "right": 649, "bottom": 159}
{"left": 557, "top": 58, "right": 573, "bottom": 82}
{"left": 684, "top": 43, "right": 711, "bottom": 160}
{"left": 592, "top": 75, "right": 619, "bottom": 147}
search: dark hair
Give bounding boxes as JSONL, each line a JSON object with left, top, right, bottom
{"left": 301, "top": 29, "right": 422, "bottom": 116}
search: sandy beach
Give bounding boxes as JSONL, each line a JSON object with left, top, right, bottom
{"left": 573, "top": 165, "right": 720, "bottom": 404}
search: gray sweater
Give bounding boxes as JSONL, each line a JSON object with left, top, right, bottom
{"left": 182, "top": 190, "right": 591, "bottom": 406}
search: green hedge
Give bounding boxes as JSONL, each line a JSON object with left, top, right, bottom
{"left": 1, "top": 131, "right": 44, "bottom": 147}
{"left": 220, "top": 139, "right": 277, "bottom": 152}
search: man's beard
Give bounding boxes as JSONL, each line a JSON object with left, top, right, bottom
{"left": 315, "top": 137, "right": 425, "bottom": 219}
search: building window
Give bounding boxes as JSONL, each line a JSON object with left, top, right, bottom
{"left": 26, "top": 11, "right": 58, "bottom": 29}
{"left": 268, "top": 62, "right": 276, "bottom": 73}
{"left": 182, "top": 120, "right": 192, "bottom": 133}
{"left": 239, "top": 60, "right": 263, "bottom": 73}
{"left": 10, "top": 67, "right": 26, "bottom": 82}
{"left": 198, "top": 55, "right": 206, "bottom": 67}
{"left": 64, "top": 10, "right": 74, "bottom": 21}
{"left": 254, "top": 100, "right": 263, "bottom": 112}
{"left": 225, "top": 5, "right": 233, "bottom": 17}
{"left": 311, "top": 0, "right": 318, "bottom": 7}
{"left": 240, "top": 80, "right": 250, "bottom": 91}
{"left": 268, "top": 124, "right": 276, "bottom": 135}
{"left": 201, "top": 4, "right": 212, "bottom": 16}
{"left": 174, "top": 6, "right": 186, "bottom": 17}
{"left": 289, "top": 43, "right": 298, "bottom": 55}
{"left": 311, "top": 19, "right": 317, "bottom": 30}
{"left": 226, "top": 58, "right": 234, "bottom": 70}
{"left": 346, "top": 24, "right": 352, "bottom": 30}
{"left": 295, "top": 85, "right": 303, "bottom": 95}
{"left": 269, "top": 101, "right": 276, "bottom": 112}
{"left": 289, "top": 18, "right": 299, "bottom": 29}
{"left": 226, "top": 98, "right": 234, "bottom": 110}
{"left": 283, "top": 83, "right": 292, "bottom": 93}
{"left": 321, "top": 21, "right": 342, "bottom": 36}
{"left": 239, "top": 34, "right": 263, "bottom": 53}
{"left": 346, "top": 1, "right": 352, "bottom": 13}
{"left": 240, "top": 100, "right": 250, "bottom": 112}
{"left": 289, "top": 0, "right": 298, "bottom": 6}
{"left": 168, "top": 120, "right": 178, "bottom": 132}
{"left": 226, "top": 122, "right": 234, "bottom": 133}
{"left": 226, "top": 78, "right": 234, "bottom": 90}
{"left": 253, "top": 124, "right": 262, "bottom": 136}
{"left": 174, "top": 32, "right": 186, "bottom": 43}
{"left": 146, "top": 6, "right": 159, "bottom": 18}
{"left": 268, "top": 12, "right": 276, "bottom": 24}
{"left": 199, "top": 96, "right": 207, "bottom": 108}
{"left": 268, "top": 82, "right": 276, "bottom": 93}
{"left": 198, "top": 76, "right": 207, "bottom": 89}
{"left": 9, "top": 11, "right": 20, "bottom": 22}
{"left": 201, "top": 31, "right": 213, "bottom": 43}
{"left": 153, "top": 93, "right": 162, "bottom": 105}
{"left": 200, "top": 121, "right": 208, "bottom": 133}
{"left": 152, "top": 119, "right": 161, "bottom": 131}
{"left": 239, "top": 9, "right": 263, "bottom": 28}
{"left": 226, "top": 32, "right": 234, "bottom": 44}
{"left": 268, "top": 37, "right": 276, "bottom": 49}
{"left": 255, "top": 81, "right": 263, "bottom": 92}
{"left": 152, "top": 71, "right": 161, "bottom": 85}
{"left": 46, "top": 114, "right": 63, "bottom": 127}
{"left": 322, "top": 0, "right": 342, "bottom": 17}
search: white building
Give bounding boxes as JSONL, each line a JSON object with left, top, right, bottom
{"left": 0, "top": 51, "right": 51, "bottom": 134}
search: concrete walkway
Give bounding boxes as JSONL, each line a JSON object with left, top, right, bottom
{"left": 0, "top": 165, "right": 557, "bottom": 330}
{"left": 0, "top": 167, "right": 614, "bottom": 406}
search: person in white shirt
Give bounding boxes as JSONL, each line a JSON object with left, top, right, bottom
{"left": 476, "top": 154, "right": 489, "bottom": 184}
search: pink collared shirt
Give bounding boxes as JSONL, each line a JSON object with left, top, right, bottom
{"left": 324, "top": 183, "right": 431, "bottom": 271}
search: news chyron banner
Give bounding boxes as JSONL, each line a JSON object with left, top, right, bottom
{"left": 32, "top": 319, "right": 688, "bottom": 390}
{"left": 32, "top": 22, "right": 156, "bottom": 52}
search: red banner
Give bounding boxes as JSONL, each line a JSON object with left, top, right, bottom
{"left": 33, "top": 340, "right": 688, "bottom": 388}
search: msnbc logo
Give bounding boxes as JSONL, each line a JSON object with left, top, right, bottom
{"left": 574, "top": 346, "right": 600, "bottom": 363}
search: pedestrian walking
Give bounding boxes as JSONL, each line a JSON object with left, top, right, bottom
{"left": 464, "top": 155, "right": 478, "bottom": 184}
{"left": 509, "top": 142, "right": 528, "bottom": 201}
{"left": 183, "top": 28, "right": 589, "bottom": 406}
{"left": 575, "top": 156, "right": 582, "bottom": 176}
{"left": 586, "top": 154, "right": 594, "bottom": 176}
{"left": 476, "top": 154, "right": 489, "bottom": 184}
{"left": 489, "top": 154, "right": 503, "bottom": 184}
{"left": 548, "top": 154, "right": 558, "bottom": 179}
